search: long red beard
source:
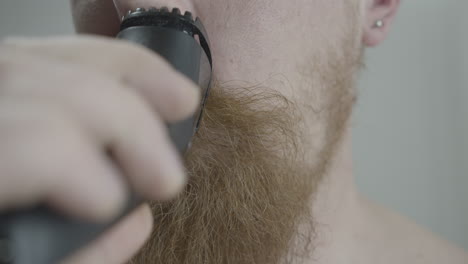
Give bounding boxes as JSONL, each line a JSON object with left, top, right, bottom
{"left": 130, "top": 10, "right": 361, "bottom": 261}
{"left": 130, "top": 80, "right": 352, "bottom": 263}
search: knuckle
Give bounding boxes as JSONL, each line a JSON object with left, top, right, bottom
{"left": 89, "top": 75, "right": 160, "bottom": 135}
{"left": 109, "top": 40, "right": 174, "bottom": 72}
{"left": 169, "top": 81, "right": 201, "bottom": 119}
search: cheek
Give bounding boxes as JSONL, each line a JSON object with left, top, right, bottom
{"left": 200, "top": 0, "right": 355, "bottom": 81}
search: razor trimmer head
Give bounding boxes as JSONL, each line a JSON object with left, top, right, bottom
{"left": 121, "top": 7, "right": 212, "bottom": 65}
{"left": 118, "top": 7, "right": 213, "bottom": 152}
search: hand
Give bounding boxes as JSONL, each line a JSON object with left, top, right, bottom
{"left": 0, "top": 35, "right": 200, "bottom": 263}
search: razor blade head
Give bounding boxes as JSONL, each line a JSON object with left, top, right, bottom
{"left": 118, "top": 7, "right": 213, "bottom": 152}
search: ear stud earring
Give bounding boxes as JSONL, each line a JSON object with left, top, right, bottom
{"left": 375, "top": 20, "right": 384, "bottom": 28}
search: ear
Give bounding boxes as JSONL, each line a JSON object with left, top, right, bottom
{"left": 363, "top": 0, "right": 401, "bottom": 47}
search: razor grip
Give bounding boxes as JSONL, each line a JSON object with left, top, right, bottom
{"left": 0, "top": 25, "right": 202, "bottom": 264}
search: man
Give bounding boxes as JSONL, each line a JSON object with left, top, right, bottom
{"left": 0, "top": 0, "right": 466, "bottom": 263}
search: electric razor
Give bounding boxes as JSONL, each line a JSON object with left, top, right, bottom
{"left": 0, "top": 7, "right": 213, "bottom": 264}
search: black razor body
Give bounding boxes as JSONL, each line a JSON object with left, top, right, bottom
{"left": 0, "top": 7, "right": 212, "bottom": 264}
{"left": 118, "top": 7, "right": 213, "bottom": 152}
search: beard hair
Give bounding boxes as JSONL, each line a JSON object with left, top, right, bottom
{"left": 131, "top": 7, "right": 361, "bottom": 263}
{"left": 131, "top": 85, "right": 317, "bottom": 263}
{"left": 130, "top": 79, "right": 356, "bottom": 264}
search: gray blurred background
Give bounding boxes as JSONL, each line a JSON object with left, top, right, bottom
{"left": 354, "top": 0, "right": 468, "bottom": 250}
{"left": 0, "top": 0, "right": 466, "bottom": 250}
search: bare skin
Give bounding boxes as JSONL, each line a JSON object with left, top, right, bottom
{"left": 307, "top": 134, "right": 468, "bottom": 264}
{"left": 0, "top": 0, "right": 466, "bottom": 263}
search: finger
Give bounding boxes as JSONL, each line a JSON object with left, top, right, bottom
{"left": 0, "top": 99, "right": 127, "bottom": 221}
{"left": 70, "top": 0, "right": 120, "bottom": 36}
{"left": 3, "top": 36, "right": 201, "bottom": 122}
{"left": 62, "top": 204, "right": 153, "bottom": 264}
{"left": 0, "top": 52, "right": 187, "bottom": 201}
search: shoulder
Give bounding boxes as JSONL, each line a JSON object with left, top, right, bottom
{"left": 358, "top": 197, "right": 468, "bottom": 264}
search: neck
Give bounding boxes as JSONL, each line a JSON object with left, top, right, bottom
{"left": 306, "top": 129, "right": 362, "bottom": 263}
